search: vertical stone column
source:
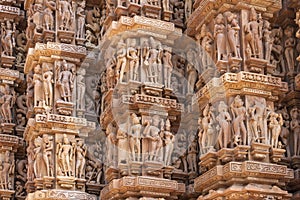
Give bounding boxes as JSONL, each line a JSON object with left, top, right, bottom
{"left": 187, "top": 0, "right": 294, "bottom": 199}
{"left": 97, "top": 0, "right": 192, "bottom": 197}
{"left": 23, "top": 0, "right": 96, "bottom": 199}
{"left": 0, "top": 1, "right": 26, "bottom": 199}
{"left": 282, "top": 1, "right": 300, "bottom": 199}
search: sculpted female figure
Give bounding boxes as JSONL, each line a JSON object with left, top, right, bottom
{"left": 42, "top": 64, "right": 53, "bottom": 107}
{"left": 106, "top": 123, "right": 116, "bottom": 166}
{"left": 116, "top": 40, "right": 127, "bottom": 83}
{"left": 284, "top": 26, "right": 296, "bottom": 73}
{"left": 0, "top": 153, "right": 12, "bottom": 189}
{"left": 268, "top": 112, "right": 283, "bottom": 148}
{"left": 290, "top": 107, "right": 300, "bottom": 156}
{"left": 201, "top": 104, "right": 215, "bottom": 152}
{"left": 199, "top": 24, "right": 213, "bottom": 69}
{"left": 143, "top": 115, "right": 163, "bottom": 161}
{"left": 76, "top": 1, "right": 85, "bottom": 38}
{"left": 33, "top": 137, "right": 44, "bottom": 178}
{"left": 216, "top": 101, "right": 231, "bottom": 149}
{"left": 42, "top": 135, "right": 53, "bottom": 177}
{"left": 117, "top": 122, "right": 129, "bottom": 165}
{"left": 248, "top": 100, "right": 266, "bottom": 143}
{"left": 33, "top": 65, "right": 44, "bottom": 107}
{"left": 163, "top": 47, "right": 173, "bottom": 88}
{"left": 230, "top": 95, "right": 247, "bottom": 145}
{"left": 187, "top": 134, "right": 198, "bottom": 172}
{"left": 0, "top": 86, "right": 14, "bottom": 123}
{"left": 1, "top": 21, "right": 15, "bottom": 57}
{"left": 27, "top": 141, "right": 35, "bottom": 181}
{"left": 145, "top": 37, "right": 159, "bottom": 83}
{"left": 127, "top": 40, "right": 140, "bottom": 81}
{"left": 214, "top": 14, "right": 227, "bottom": 61}
{"left": 76, "top": 68, "right": 86, "bottom": 110}
{"left": 163, "top": 119, "right": 174, "bottom": 166}
{"left": 225, "top": 11, "right": 240, "bottom": 58}
{"left": 76, "top": 140, "right": 87, "bottom": 178}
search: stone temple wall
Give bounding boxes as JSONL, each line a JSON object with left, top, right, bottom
{"left": 0, "top": 0, "right": 299, "bottom": 199}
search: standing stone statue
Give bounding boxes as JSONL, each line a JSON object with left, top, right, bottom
{"left": 58, "top": 60, "right": 73, "bottom": 102}
{"left": 127, "top": 40, "right": 140, "bottom": 81}
{"left": 143, "top": 115, "right": 163, "bottom": 162}
{"left": 27, "top": 141, "right": 35, "bottom": 181}
{"left": 106, "top": 57, "right": 116, "bottom": 89}
{"left": 248, "top": 100, "right": 267, "bottom": 143}
{"left": 33, "top": 65, "right": 44, "bottom": 107}
{"left": 284, "top": 26, "right": 296, "bottom": 73}
{"left": 0, "top": 152, "right": 13, "bottom": 190}
{"left": 230, "top": 95, "right": 247, "bottom": 145}
{"left": 44, "top": 0, "right": 56, "bottom": 31}
{"left": 163, "top": 119, "right": 174, "bottom": 166}
{"left": 57, "top": 134, "right": 73, "bottom": 176}
{"left": 106, "top": 123, "right": 117, "bottom": 166}
{"left": 198, "top": 24, "right": 213, "bottom": 69}
{"left": 290, "top": 107, "right": 300, "bottom": 156}
{"left": 145, "top": 37, "right": 159, "bottom": 83}
{"left": 116, "top": 40, "right": 127, "bottom": 83}
{"left": 129, "top": 113, "right": 142, "bottom": 162}
{"left": 42, "top": 134, "right": 54, "bottom": 177}
{"left": 58, "top": 0, "right": 73, "bottom": 30}
{"left": 200, "top": 104, "right": 216, "bottom": 152}
{"left": 268, "top": 112, "right": 283, "bottom": 149}
{"left": 42, "top": 64, "right": 53, "bottom": 107}
{"left": 76, "top": 68, "right": 86, "bottom": 110}
{"left": 186, "top": 49, "right": 198, "bottom": 94}
{"left": 75, "top": 140, "right": 87, "bottom": 178}
{"left": 0, "top": 85, "right": 14, "bottom": 123}
{"left": 263, "top": 20, "right": 273, "bottom": 62}
{"left": 216, "top": 101, "right": 231, "bottom": 149}
{"left": 224, "top": 11, "right": 240, "bottom": 58}
{"left": 187, "top": 134, "right": 198, "bottom": 173}
{"left": 117, "top": 122, "right": 129, "bottom": 165}
{"left": 26, "top": 72, "right": 34, "bottom": 112}
{"left": 76, "top": 1, "right": 86, "bottom": 38}
{"left": 163, "top": 46, "right": 173, "bottom": 88}
{"left": 244, "top": 8, "right": 263, "bottom": 59}
{"left": 214, "top": 14, "right": 227, "bottom": 61}
{"left": 33, "top": 137, "right": 45, "bottom": 178}
{"left": 1, "top": 21, "right": 15, "bottom": 57}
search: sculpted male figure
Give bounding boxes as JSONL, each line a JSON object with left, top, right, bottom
{"left": 57, "top": 135, "right": 73, "bottom": 176}
{"left": 59, "top": 0, "right": 73, "bottom": 30}
{"left": 245, "top": 8, "right": 262, "bottom": 58}
{"left": 58, "top": 60, "right": 73, "bottom": 102}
